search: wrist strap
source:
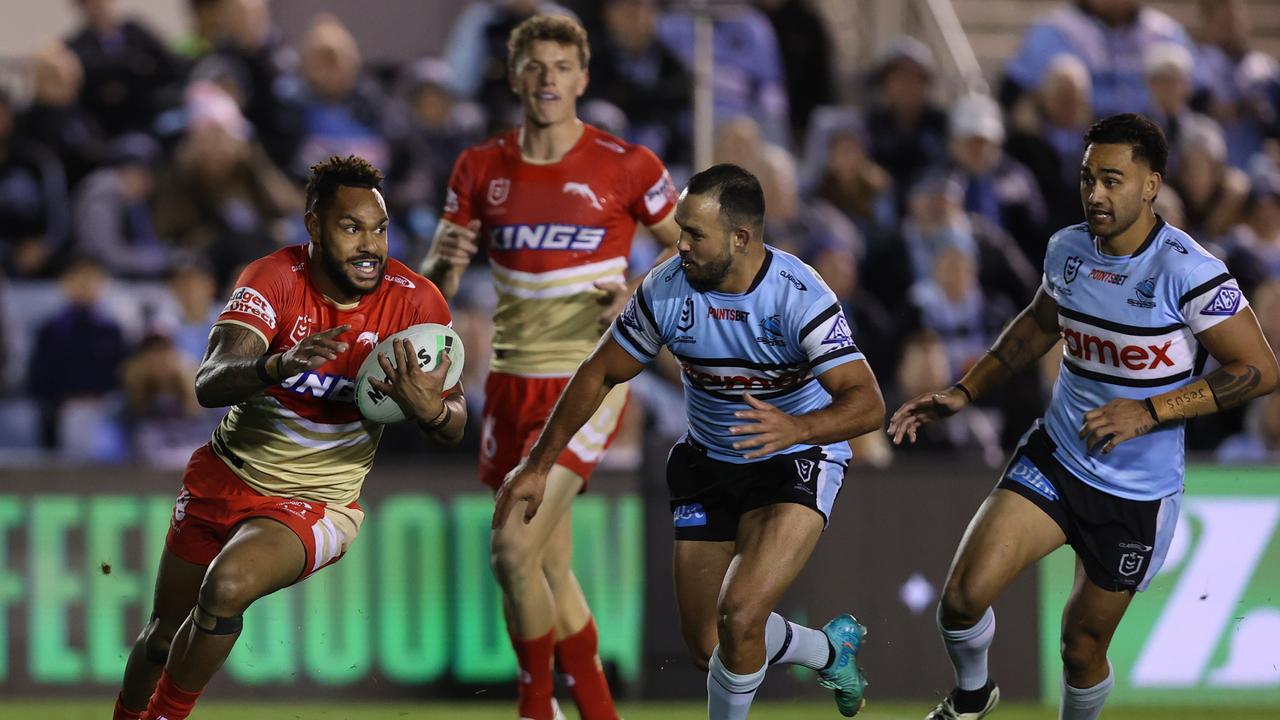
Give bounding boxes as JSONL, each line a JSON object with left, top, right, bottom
{"left": 255, "top": 354, "right": 277, "bottom": 386}
{"left": 422, "top": 403, "right": 452, "bottom": 431}
{"left": 952, "top": 382, "right": 975, "bottom": 403}
{"left": 1143, "top": 397, "right": 1160, "bottom": 423}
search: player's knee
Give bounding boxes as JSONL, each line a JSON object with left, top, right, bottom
{"left": 489, "top": 531, "right": 538, "bottom": 582}
{"left": 140, "top": 618, "right": 174, "bottom": 665}
{"left": 1060, "top": 628, "right": 1108, "bottom": 677}
{"left": 198, "top": 570, "right": 257, "bottom": 616}
{"left": 679, "top": 622, "right": 716, "bottom": 671}
{"left": 939, "top": 578, "right": 990, "bottom": 629}
{"left": 715, "top": 597, "right": 768, "bottom": 648}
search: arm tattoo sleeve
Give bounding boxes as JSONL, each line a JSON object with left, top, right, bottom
{"left": 1205, "top": 364, "right": 1263, "bottom": 410}
{"left": 195, "top": 325, "right": 271, "bottom": 407}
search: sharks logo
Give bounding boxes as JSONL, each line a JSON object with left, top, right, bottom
{"left": 563, "top": 182, "right": 604, "bottom": 210}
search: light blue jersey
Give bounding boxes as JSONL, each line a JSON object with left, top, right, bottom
{"left": 1041, "top": 218, "right": 1249, "bottom": 500}
{"left": 612, "top": 247, "right": 866, "bottom": 464}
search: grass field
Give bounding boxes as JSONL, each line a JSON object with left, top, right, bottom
{"left": 6, "top": 700, "right": 1277, "bottom": 719}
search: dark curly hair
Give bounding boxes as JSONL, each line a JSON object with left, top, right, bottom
{"left": 305, "top": 155, "right": 384, "bottom": 214}
{"left": 1084, "top": 114, "right": 1169, "bottom": 176}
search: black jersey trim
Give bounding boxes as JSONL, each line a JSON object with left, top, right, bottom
{"left": 1178, "top": 272, "right": 1233, "bottom": 308}
{"left": 810, "top": 346, "right": 862, "bottom": 369}
{"left": 798, "top": 302, "right": 841, "bottom": 341}
{"left": 685, "top": 376, "right": 816, "bottom": 402}
{"left": 1062, "top": 360, "right": 1193, "bottom": 387}
{"left": 745, "top": 249, "right": 774, "bottom": 294}
{"left": 1058, "top": 306, "right": 1183, "bottom": 335}
{"left": 635, "top": 283, "right": 660, "bottom": 330}
{"left": 613, "top": 324, "right": 656, "bottom": 358}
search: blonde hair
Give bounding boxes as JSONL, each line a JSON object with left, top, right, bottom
{"left": 507, "top": 14, "right": 590, "bottom": 72}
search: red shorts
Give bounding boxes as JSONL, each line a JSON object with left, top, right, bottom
{"left": 165, "top": 444, "right": 363, "bottom": 582}
{"left": 478, "top": 371, "right": 629, "bottom": 490}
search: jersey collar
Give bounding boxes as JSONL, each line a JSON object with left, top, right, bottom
{"left": 1092, "top": 214, "right": 1165, "bottom": 260}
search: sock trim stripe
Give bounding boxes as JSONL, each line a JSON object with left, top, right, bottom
{"left": 710, "top": 673, "right": 764, "bottom": 695}
{"left": 767, "top": 620, "right": 793, "bottom": 666}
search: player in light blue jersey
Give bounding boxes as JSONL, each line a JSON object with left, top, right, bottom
{"left": 890, "top": 114, "right": 1279, "bottom": 720}
{"left": 494, "top": 164, "right": 886, "bottom": 719}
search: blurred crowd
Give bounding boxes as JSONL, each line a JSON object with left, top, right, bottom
{"left": 1, "top": 0, "right": 1278, "bottom": 468}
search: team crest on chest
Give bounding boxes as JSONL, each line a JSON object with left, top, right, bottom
{"left": 487, "top": 178, "right": 510, "bottom": 206}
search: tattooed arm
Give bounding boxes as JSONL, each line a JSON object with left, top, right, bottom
{"left": 195, "top": 323, "right": 351, "bottom": 408}
{"left": 1079, "top": 308, "right": 1279, "bottom": 454}
{"left": 1148, "top": 308, "right": 1279, "bottom": 422}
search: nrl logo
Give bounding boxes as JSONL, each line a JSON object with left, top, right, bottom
{"left": 1064, "top": 256, "right": 1083, "bottom": 284}
{"left": 487, "top": 178, "right": 510, "bottom": 205}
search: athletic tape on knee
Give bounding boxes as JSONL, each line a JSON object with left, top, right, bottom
{"left": 192, "top": 604, "right": 243, "bottom": 635}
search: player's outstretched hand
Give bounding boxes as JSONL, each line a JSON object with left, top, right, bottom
{"left": 887, "top": 386, "right": 969, "bottom": 445}
{"left": 729, "top": 392, "right": 809, "bottom": 460}
{"left": 1078, "top": 398, "right": 1156, "bottom": 455}
{"left": 427, "top": 218, "right": 482, "bottom": 269}
{"left": 278, "top": 325, "right": 351, "bottom": 376}
{"left": 493, "top": 461, "right": 548, "bottom": 529}
{"left": 593, "top": 278, "right": 630, "bottom": 331}
{"left": 368, "top": 339, "right": 452, "bottom": 422}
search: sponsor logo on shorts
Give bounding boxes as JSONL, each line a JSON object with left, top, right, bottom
{"left": 1119, "top": 551, "right": 1146, "bottom": 577}
{"left": 223, "top": 286, "right": 277, "bottom": 329}
{"left": 1006, "top": 456, "right": 1059, "bottom": 501}
{"left": 794, "top": 458, "right": 816, "bottom": 495}
{"left": 1201, "top": 286, "right": 1242, "bottom": 316}
{"left": 488, "top": 224, "right": 606, "bottom": 251}
{"left": 673, "top": 503, "right": 707, "bottom": 527}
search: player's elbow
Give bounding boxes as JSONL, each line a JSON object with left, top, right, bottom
{"left": 849, "top": 387, "right": 886, "bottom": 438}
{"left": 1258, "top": 357, "right": 1280, "bottom": 398}
{"left": 193, "top": 372, "right": 224, "bottom": 408}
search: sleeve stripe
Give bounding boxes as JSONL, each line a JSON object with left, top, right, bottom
{"left": 810, "top": 346, "right": 862, "bottom": 369}
{"left": 798, "top": 302, "right": 841, "bottom": 340}
{"left": 212, "top": 319, "right": 270, "bottom": 350}
{"left": 613, "top": 323, "right": 656, "bottom": 358}
{"left": 1178, "top": 272, "right": 1233, "bottom": 307}
{"left": 636, "top": 283, "right": 660, "bottom": 331}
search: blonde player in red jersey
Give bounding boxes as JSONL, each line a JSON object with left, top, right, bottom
{"left": 111, "top": 156, "right": 466, "bottom": 720}
{"left": 421, "top": 15, "right": 680, "bottom": 720}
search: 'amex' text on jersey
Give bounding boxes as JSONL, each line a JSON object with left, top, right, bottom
{"left": 489, "top": 224, "right": 606, "bottom": 251}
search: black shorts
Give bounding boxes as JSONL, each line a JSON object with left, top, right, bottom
{"left": 997, "top": 423, "right": 1181, "bottom": 592}
{"left": 665, "top": 439, "right": 846, "bottom": 542}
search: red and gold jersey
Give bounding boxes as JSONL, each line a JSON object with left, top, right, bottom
{"left": 443, "top": 124, "right": 677, "bottom": 375}
{"left": 211, "top": 245, "right": 451, "bottom": 505}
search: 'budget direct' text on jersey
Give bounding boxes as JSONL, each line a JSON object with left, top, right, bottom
{"left": 1041, "top": 218, "right": 1249, "bottom": 500}
{"left": 443, "top": 125, "right": 678, "bottom": 375}
{"left": 612, "top": 249, "right": 865, "bottom": 464}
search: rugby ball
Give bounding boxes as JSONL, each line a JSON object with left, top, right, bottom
{"left": 355, "top": 323, "right": 465, "bottom": 423}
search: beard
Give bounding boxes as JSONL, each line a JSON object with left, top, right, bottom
{"left": 318, "top": 231, "right": 385, "bottom": 297}
{"left": 683, "top": 249, "right": 734, "bottom": 292}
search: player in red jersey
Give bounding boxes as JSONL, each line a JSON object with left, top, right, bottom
{"left": 111, "top": 156, "right": 466, "bottom": 720}
{"left": 421, "top": 15, "right": 680, "bottom": 720}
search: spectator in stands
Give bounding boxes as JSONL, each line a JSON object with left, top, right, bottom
{"left": 152, "top": 82, "right": 302, "bottom": 283}
{"left": 16, "top": 42, "right": 109, "bottom": 189}
{"left": 942, "top": 93, "right": 1048, "bottom": 268}
{"left": 864, "top": 37, "right": 949, "bottom": 212}
{"left": 909, "top": 244, "right": 1012, "bottom": 379}
{"left": 1144, "top": 41, "right": 1203, "bottom": 157}
{"left": 0, "top": 89, "right": 70, "bottom": 278}
{"left": 1006, "top": 53, "right": 1091, "bottom": 233}
{"left": 444, "top": 0, "right": 576, "bottom": 133}
{"left": 293, "top": 14, "right": 404, "bottom": 181}
{"left": 66, "top": 0, "right": 184, "bottom": 138}
{"left": 72, "top": 133, "right": 168, "bottom": 278}
{"left": 1167, "top": 114, "right": 1250, "bottom": 243}
{"left": 28, "top": 256, "right": 128, "bottom": 450}
{"left": 588, "top": 0, "right": 692, "bottom": 166}
{"left": 758, "top": 142, "right": 860, "bottom": 263}
{"left": 166, "top": 258, "right": 222, "bottom": 364}
{"left": 1001, "top": 0, "right": 1199, "bottom": 118}
{"left": 121, "top": 331, "right": 218, "bottom": 468}
{"left": 1195, "top": 0, "right": 1280, "bottom": 169}
{"left": 659, "top": 3, "right": 791, "bottom": 147}
{"left": 1217, "top": 160, "right": 1280, "bottom": 296}
{"left": 174, "top": 0, "right": 226, "bottom": 60}
{"left": 801, "top": 108, "right": 895, "bottom": 246}
{"left": 864, "top": 172, "right": 1038, "bottom": 317}
{"left": 753, "top": 0, "right": 833, "bottom": 146}
{"left": 1215, "top": 390, "right": 1280, "bottom": 464}
{"left": 195, "top": 0, "right": 304, "bottom": 172}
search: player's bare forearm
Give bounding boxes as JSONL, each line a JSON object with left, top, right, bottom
{"left": 958, "top": 287, "right": 1060, "bottom": 399}
{"left": 422, "top": 259, "right": 464, "bottom": 300}
{"left": 796, "top": 384, "right": 886, "bottom": 445}
{"left": 526, "top": 336, "right": 645, "bottom": 473}
{"left": 418, "top": 393, "right": 468, "bottom": 446}
{"left": 194, "top": 325, "right": 270, "bottom": 408}
{"left": 1146, "top": 309, "right": 1278, "bottom": 422}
